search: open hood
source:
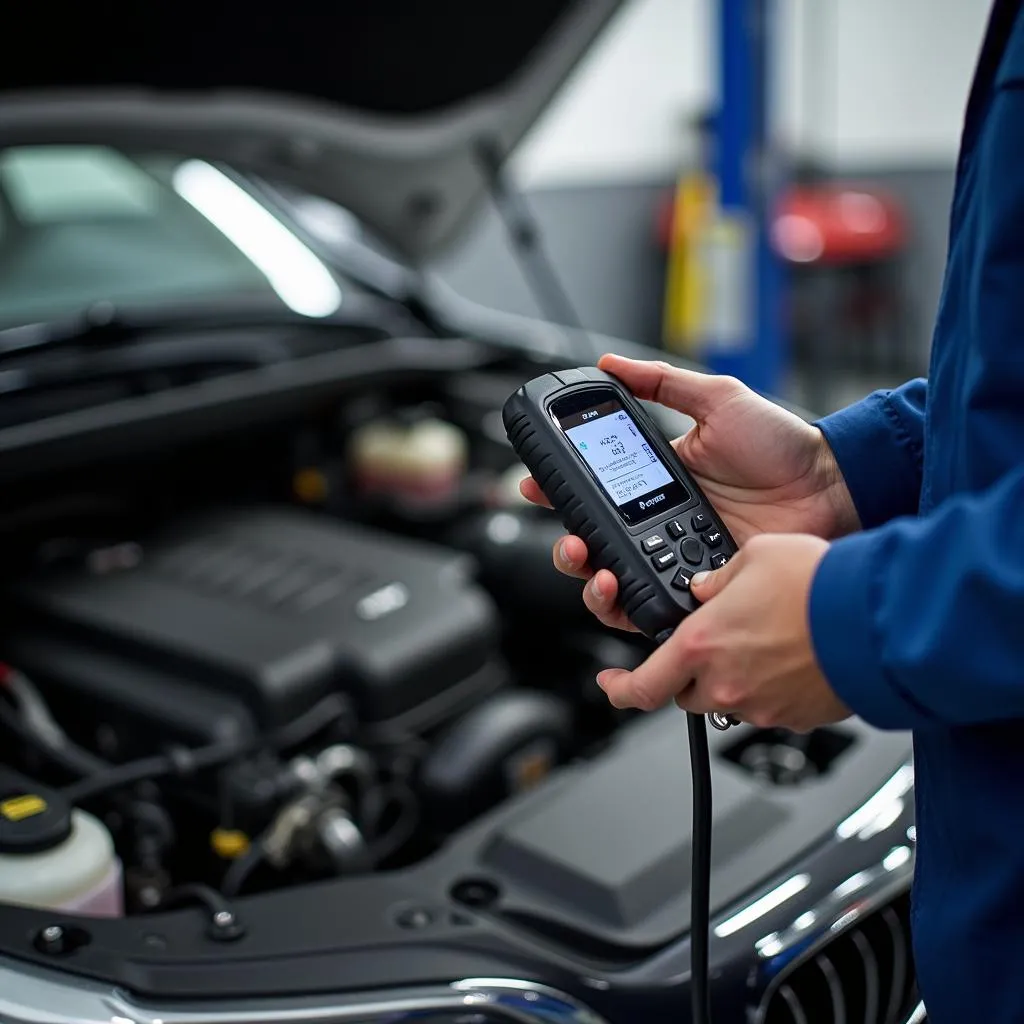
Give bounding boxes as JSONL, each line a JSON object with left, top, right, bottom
{"left": 0, "top": 1, "right": 624, "bottom": 263}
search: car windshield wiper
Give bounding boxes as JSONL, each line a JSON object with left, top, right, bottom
{"left": 0, "top": 293, "right": 428, "bottom": 368}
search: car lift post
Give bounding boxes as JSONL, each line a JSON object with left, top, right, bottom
{"left": 701, "top": 0, "right": 785, "bottom": 396}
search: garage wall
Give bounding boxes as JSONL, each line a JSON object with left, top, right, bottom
{"left": 510, "top": 0, "right": 712, "bottom": 188}
{"left": 435, "top": 169, "right": 958, "bottom": 364}
{"left": 511, "top": 0, "right": 992, "bottom": 186}
{"left": 434, "top": 179, "right": 671, "bottom": 344}
{"left": 821, "top": 0, "right": 991, "bottom": 168}
{"left": 436, "top": 0, "right": 992, "bottom": 365}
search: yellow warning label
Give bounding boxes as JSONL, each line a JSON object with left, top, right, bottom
{"left": 0, "top": 794, "right": 47, "bottom": 822}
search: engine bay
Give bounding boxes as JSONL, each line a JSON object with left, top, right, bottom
{"left": 0, "top": 352, "right": 654, "bottom": 916}
{"left": 0, "top": 337, "right": 916, "bottom": 1011}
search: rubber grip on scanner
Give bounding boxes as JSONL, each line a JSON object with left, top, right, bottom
{"left": 504, "top": 402, "right": 666, "bottom": 637}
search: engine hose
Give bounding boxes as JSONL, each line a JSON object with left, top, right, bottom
{"left": 220, "top": 844, "right": 265, "bottom": 898}
{"left": 60, "top": 694, "right": 352, "bottom": 805}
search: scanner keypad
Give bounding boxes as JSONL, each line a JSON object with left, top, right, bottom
{"left": 651, "top": 549, "right": 678, "bottom": 572}
{"left": 679, "top": 538, "right": 704, "bottom": 565}
{"left": 637, "top": 507, "right": 731, "bottom": 591}
{"left": 641, "top": 533, "right": 667, "bottom": 554}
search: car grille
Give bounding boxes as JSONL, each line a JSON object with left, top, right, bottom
{"left": 761, "top": 893, "right": 919, "bottom": 1024}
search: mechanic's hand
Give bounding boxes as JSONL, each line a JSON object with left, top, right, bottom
{"left": 596, "top": 533, "right": 851, "bottom": 733}
{"left": 519, "top": 352, "right": 859, "bottom": 633}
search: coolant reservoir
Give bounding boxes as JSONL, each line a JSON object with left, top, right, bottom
{"left": 349, "top": 415, "right": 468, "bottom": 509}
{"left": 0, "top": 769, "right": 122, "bottom": 917}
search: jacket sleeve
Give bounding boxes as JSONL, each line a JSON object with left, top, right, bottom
{"left": 808, "top": 462, "right": 1024, "bottom": 730}
{"left": 814, "top": 379, "right": 928, "bottom": 530}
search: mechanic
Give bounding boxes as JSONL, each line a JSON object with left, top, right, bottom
{"left": 522, "top": 1, "right": 1024, "bottom": 1019}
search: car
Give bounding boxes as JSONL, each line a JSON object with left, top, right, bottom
{"left": 0, "top": 3, "right": 921, "bottom": 1022}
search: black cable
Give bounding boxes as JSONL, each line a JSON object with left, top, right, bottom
{"left": 270, "top": 694, "right": 350, "bottom": 752}
{"left": 61, "top": 740, "right": 242, "bottom": 804}
{"left": 651, "top": 630, "right": 715, "bottom": 1024}
{"left": 158, "top": 882, "right": 234, "bottom": 919}
{"left": 156, "top": 883, "right": 246, "bottom": 940}
{"left": 61, "top": 694, "right": 350, "bottom": 804}
{"left": 0, "top": 697, "right": 104, "bottom": 778}
{"left": 220, "top": 845, "right": 266, "bottom": 898}
{"left": 363, "top": 782, "right": 421, "bottom": 863}
{"left": 1, "top": 678, "right": 243, "bottom": 803}
{"left": 686, "top": 711, "right": 713, "bottom": 1024}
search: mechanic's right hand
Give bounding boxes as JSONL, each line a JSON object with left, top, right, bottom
{"left": 519, "top": 352, "right": 860, "bottom": 633}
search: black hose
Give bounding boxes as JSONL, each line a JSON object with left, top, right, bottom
{"left": 271, "top": 694, "right": 349, "bottom": 752}
{"left": 158, "top": 882, "right": 234, "bottom": 919}
{"left": 61, "top": 740, "right": 241, "bottom": 804}
{"left": 0, "top": 698, "right": 104, "bottom": 777}
{"left": 156, "top": 883, "right": 246, "bottom": 940}
{"left": 686, "top": 711, "right": 713, "bottom": 1024}
{"left": 364, "top": 783, "right": 420, "bottom": 863}
{"left": 61, "top": 694, "right": 350, "bottom": 804}
{"left": 220, "top": 845, "right": 266, "bottom": 898}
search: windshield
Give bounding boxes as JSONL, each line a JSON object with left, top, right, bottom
{"left": 0, "top": 145, "right": 344, "bottom": 327}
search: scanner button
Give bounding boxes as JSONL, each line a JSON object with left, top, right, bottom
{"left": 652, "top": 550, "right": 678, "bottom": 572}
{"left": 711, "top": 553, "right": 731, "bottom": 569}
{"left": 690, "top": 512, "right": 711, "bottom": 532}
{"left": 702, "top": 529, "right": 723, "bottom": 549}
{"left": 642, "top": 533, "right": 667, "bottom": 554}
{"left": 670, "top": 568, "right": 693, "bottom": 591}
{"left": 680, "top": 538, "right": 704, "bottom": 565}
{"left": 666, "top": 519, "right": 686, "bottom": 540}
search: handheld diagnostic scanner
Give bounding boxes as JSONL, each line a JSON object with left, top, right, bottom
{"left": 503, "top": 365, "right": 740, "bottom": 729}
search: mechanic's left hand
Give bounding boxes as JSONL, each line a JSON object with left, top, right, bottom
{"left": 595, "top": 533, "right": 852, "bottom": 733}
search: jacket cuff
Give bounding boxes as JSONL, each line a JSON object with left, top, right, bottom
{"left": 815, "top": 391, "right": 922, "bottom": 531}
{"left": 808, "top": 531, "right": 927, "bottom": 731}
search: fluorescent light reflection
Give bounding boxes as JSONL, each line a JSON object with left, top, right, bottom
{"left": 172, "top": 160, "right": 342, "bottom": 318}
{"left": 793, "top": 911, "right": 817, "bottom": 931}
{"left": 714, "top": 873, "right": 811, "bottom": 938}
{"left": 835, "top": 763, "right": 914, "bottom": 840}
{"left": 755, "top": 934, "right": 784, "bottom": 957}
{"left": 883, "top": 845, "right": 912, "bottom": 871}
{"left": 833, "top": 870, "right": 873, "bottom": 901}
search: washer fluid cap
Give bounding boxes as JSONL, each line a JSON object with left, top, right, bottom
{"left": 0, "top": 769, "right": 73, "bottom": 855}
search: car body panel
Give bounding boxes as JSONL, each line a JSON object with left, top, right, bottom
{"left": 0, "top": 1, "right": 623, "bottom": 263}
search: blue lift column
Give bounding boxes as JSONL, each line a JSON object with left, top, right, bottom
{"left": 702, "top": 0, "right": 785, "bottom": 395}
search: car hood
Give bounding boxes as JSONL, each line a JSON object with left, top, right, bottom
{"left": 0, "top": 0, "right": 623, "bottom": 264}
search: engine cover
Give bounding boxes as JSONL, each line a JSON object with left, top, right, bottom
{"left": 5, "top": 507, "right": 500, "bottom": 731}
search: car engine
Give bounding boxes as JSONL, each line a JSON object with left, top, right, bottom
{"left": 0, "top": 347, "right": 919, "bottom": 1023}
{"left": 0, "top": 376, "right": 639, "bottom": 916}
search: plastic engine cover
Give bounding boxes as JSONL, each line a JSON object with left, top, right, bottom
{"left": 5, "top": 507, "right": 500, "bottom": 730}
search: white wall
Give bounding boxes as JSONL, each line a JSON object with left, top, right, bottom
{"left": 824, "top": 0, "right": 990, "bottom": 167}
{"left": 513, "top": 0, "right": 993, "bottom": 188}
{"left": 513, "top": 0, "right": 711, "bottom": 188}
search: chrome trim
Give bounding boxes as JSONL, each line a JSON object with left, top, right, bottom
{"left": 880, "top": 905, "right": 909, "bottom": 1024}
{"left": 903, "top": 1001, "right": 927, "bottom": 1023}
{"left": 0, "top": 960, "right": 609, "bottom": 1024}
{"left": 850, "top": 928, "right": 880, "bottom": 1023}
{"left": 756, "top": 846, "right": 915, "bottom": 966}
{"left": 777, "top": 984, "right": 809, "bottom": 1024}
{"left": 816, "top": 952, "right": 847, "bottom": 1024}
{"left": 752, "top": 841, "right": 915, "bottom": 1022}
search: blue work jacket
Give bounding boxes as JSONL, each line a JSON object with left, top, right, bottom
{"left": 809, "top": 2, "right": 1024, "bottom": 1018}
